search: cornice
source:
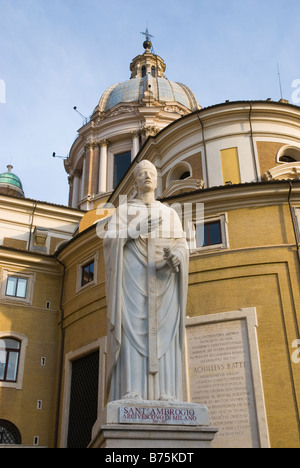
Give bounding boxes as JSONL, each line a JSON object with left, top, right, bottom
{"left": 57, "top": 223, "right": 101, "bottom": 263}
{"left": 0, "top": 246, "right": 62, "bottom": 274}
{"left": 161, "top": 180, "right": 300, "bottom": 214}
{"left": 60, "top": 181, "right": 300, "bottom": 260}
{"left": 66, "top": 99, "right": 188, "bottom": 170}
{"left": 138, "top": 100, "right": 300, "bottom": 152}
{"left": 263, "top": 162, "right": 300, "bottom": 181}
{"left": 0, "top": 193, "right": 80, "bottom": 211}
{"left": 0, "top": 196, "right": 84, "bottom": 226}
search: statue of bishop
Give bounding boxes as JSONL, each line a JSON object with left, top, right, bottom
{"left": 104, "top": 160, "right": 189, "bottom": 402}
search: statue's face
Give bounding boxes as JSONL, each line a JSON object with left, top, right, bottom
{"left": 135, "top": 167, "right": 157, "bottom": 193}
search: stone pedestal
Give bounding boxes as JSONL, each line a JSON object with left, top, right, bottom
{"left": 89, "top": 400, "right": 218, "bottom": 448}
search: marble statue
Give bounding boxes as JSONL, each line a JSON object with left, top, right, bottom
{"left": 103, "top": 160, "right": 189, "bottom": 402}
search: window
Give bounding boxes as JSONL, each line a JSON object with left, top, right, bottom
{"left": 77, "top": 253, "right": 99, "bottom": 293}
{"left": 67, "top": 351, "right": 99, "bottom": 448}
{"left": 277, "top": 146, "right": 300, "bottom": 163}
{"left": 0, "top": 333, "right": 27, "bottom": 389}
{"left": 279, "top": 155, "right": 297, "bottom": 163}
{"left": 142, "top": 66, "right": 146, "bottom": 77}
{"left": 199, "top": 221, "right": 222, "bottom": 247}
{"left": 167, "top": 162, "right": 192, "bottom": 185}
{"left": 179, "top": 171, "right": 191, "bottom": 180}
{"left": 0, "top": 420, "right": 22, "bottom": 445}
{"left": 151, "top": 66, "right": 156, "bottom": 77}
{"left": 220, "top": 147, "right": 241, "bottom": 185}
{"left": 81, "top": 261, "right": 94, "bottom": 287}
{"left": 1, "top": 271, "right": 35, "bottom": 305}
{"left": 195, "top": 221, "right": 222, "bottom": 248}
{"left": 0, "top": 338, "right": 21, "bottom": 383}
{"left": 189, "top": 214, "right": 229, "bottom": 252}
{"left": 113, "top": 151, "right": 131, "bottom": 188}
{"left": 5, "top": 276, "right": 28, "bottom": 299}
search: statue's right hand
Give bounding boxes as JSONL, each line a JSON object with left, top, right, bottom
{"left": 149, "top": 215, "right": 162, "bottom": 233}
{"left": 136, "top": 215, "right": 162, "bottom": 236}
{"left": 135, "top": 216, "right": 149, "bottom": 236}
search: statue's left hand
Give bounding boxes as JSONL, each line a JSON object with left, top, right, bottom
{"left": 163, "top": 248, "right": 180, "bottom": 273}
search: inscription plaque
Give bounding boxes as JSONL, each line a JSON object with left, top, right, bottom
{"left": 186, "top": 314, "right": 262, "bottom": 448}
{"left": 119, "top": 406, "right": 199, "bottom": 426}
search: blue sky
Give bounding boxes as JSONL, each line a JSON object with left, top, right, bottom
{"left": 0, "top": 0, "right": 300, "bottom": 205}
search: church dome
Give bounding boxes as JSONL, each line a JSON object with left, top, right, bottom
{"left": 66, "top": 33, "right": 202, "bottom": 212}
{"left": 0, "top": 165, "right": 24, "bottom": 198}
{"left": 96, "top": 36, "right": 200, "bottom": 114}
{"left": 98, "top": 75, "right": 200, "bottom": 112}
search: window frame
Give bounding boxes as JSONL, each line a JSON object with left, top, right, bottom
{"left": 0, "top": 338, "right": 21, "bottom": 383}
{"left": 220, "top": 147, "right": 241, "bottom": 186}
{"left": 59, "top": 337, "right": 107, "bottom": 448}
{"left": 166, "top": 161, "right": 193, "bottom": 186}
{"left": 277, "top": 145, "right": 300, "bottom": 164}
{"left": 5, "top": 276, "right": 28, "bottom": 299}
{"left": 199, "top": 220, "right": 223, "bottom": 247}
{"left": 188, "top": 214, "right": 229, "bottom": 253}
{"left": 0, "top": 420, "right": 22, "bottom": 445}
{"left": 0, "top": 270, "right": 35, "bottom": 305}
{"left": 0, "top": 332, "right": 28, "bottom": 390}
{"left": 76, "top": 253, "right": 99, "bottom": 293}
{"left": 113, "top": 151, "right": 132, "bottom": 189}
{"left": 81, "top": 260, "right": 95, "bottom": 288}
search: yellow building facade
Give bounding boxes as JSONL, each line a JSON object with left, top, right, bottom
{"left": 0, "top": 248, "right": 62, "bottom": 446}
{"left": 0, "top": 195, "right": 83, "bottom": 446}
{"left": 55, "top": 179, "right": 300, "bottom": 448}
{"left": 0, "top": 39, "right": 300, "bottom": 448}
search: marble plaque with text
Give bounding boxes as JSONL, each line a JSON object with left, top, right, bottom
{"left": 186, "top": 313, "right": 262, "bottom": 448}
{"left": 119, "top": 405, "right": 199, "bottom": 425}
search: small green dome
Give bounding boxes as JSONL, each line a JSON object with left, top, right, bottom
{"left": 0, "top": 165, "right": 24, "bottom": 197}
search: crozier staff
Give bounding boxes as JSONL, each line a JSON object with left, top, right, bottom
{"left": 104, "top": 160, "right": 189, "bottom": 402}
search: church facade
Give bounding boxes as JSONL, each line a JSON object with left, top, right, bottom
{"left": 0, "top": 36, "right": 300, "bottom": 448}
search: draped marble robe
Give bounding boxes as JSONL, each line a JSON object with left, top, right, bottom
{"left": 104, "top": 200, "right": 189, "bottom": 402}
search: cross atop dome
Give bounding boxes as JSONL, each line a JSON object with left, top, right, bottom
{"left": 140, "top": 27, "right": 154, "bottom": 52}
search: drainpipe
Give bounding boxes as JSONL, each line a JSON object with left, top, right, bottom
{"left": 249, "top": 102, "right": 259, "bottom": 182}
{"left": 196, "top": 112, "right": 209, "bottom": 187}
{"left": 288, "top": 180, "right": 300, "bottom": 262}
{"left": 53, "top": 255, "right": 66, "bottom": 448}
{"left": 28, "top": 201, "right": 38, "bottom": 250}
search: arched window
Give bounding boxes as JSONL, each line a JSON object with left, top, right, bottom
{"left": 142, "top": 66, "right": 146, "bottom": 78}
{"left": 179, "top": 171, "right": 191, "bottom": 180}
{"left": 277, "top": 146, "right": 300, "bottom": 163}
{"left": 0, "top": 420, "right": 22, "bottom": 445}
{"left": 167, "top": 162, "right": 192, "bottom": 185}
{"left": 151, "top": 66, "right": 156, "bottom": 77}
{"left": 279, "top": 155, "right": 297, "bottom": 163}
{"left": 0, "top": 338, "right": 21, "bottom": 382}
